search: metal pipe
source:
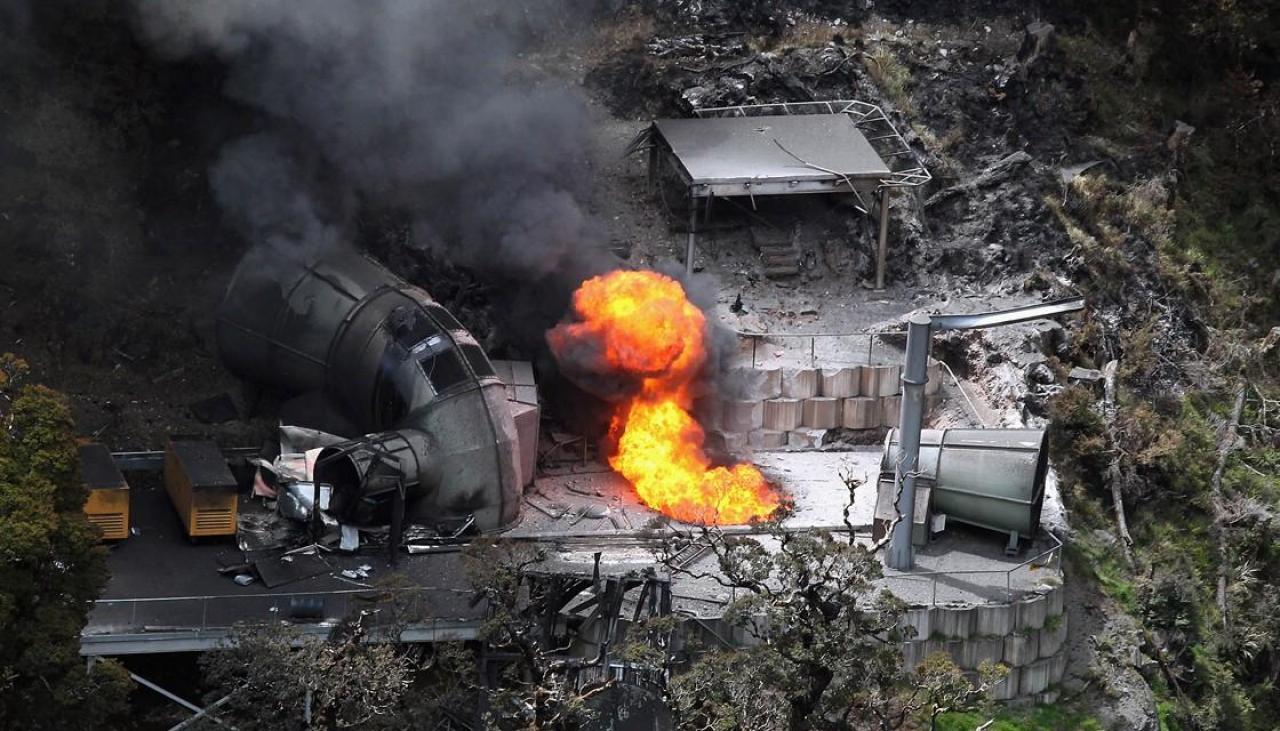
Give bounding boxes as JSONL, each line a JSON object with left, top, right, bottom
{"left": 930, "top": 297, "right": 1086, "bottom": 332}
{"left": 886, "top": 314, "right": 931, "bottom": 570}
{"left": 875, "top": 187, "right": 890, "bottom": 290}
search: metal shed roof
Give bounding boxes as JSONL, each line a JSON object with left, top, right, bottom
{"left": 652, "top": 114, "right": 891, "bottom": 197}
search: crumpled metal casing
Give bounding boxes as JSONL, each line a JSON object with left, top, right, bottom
{"left": 217, "top": 248, "right": 521, "bottom": 531}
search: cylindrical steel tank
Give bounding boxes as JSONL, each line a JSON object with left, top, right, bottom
{"left": 881, "top": 428, "right": 1048, "bottom": 539}
{"left": 217, "top": 247, "right": 520, "bottom": 531}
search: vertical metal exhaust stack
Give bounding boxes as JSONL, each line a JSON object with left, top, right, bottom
{"left": 216, "top": 248, "right": 521, "bottom": 531}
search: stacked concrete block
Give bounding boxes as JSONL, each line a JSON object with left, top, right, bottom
{"left": 705, "top": 430, "right": 750, "bottom": 457}
{"left": 736, "top": 367, "right": 782, "bottom": 400}
{"left": 899, "top": 607, "right": 932, "bottom": 642}
{"left": 787, "top": 428, "right": 826, "bottom": 450}
{"left": 1019, "top": 655, "right": 1066, "bottom": 696}
{"left": 819, "top": 367, "right": 861, "bottom": 397}
{"left": 861, "top": 364, "right": 902, "bottom": 397}
{"left": 841, "top": 397, "right": 879, "bottom": 429}
{"left": 879, "top": 394, "right": 902, "bottom": 428}
{"left": 721, "top": 400, "right": 763, "bottom": 432}
{"left": 925, "top": 359, "right": 943, "bottom": 396}
{"left": 877, "top": 364, "right": 902, "bottom": 396}
{"left": 748, "top": 429, "right": 787, "bottom": 450}
{"left": 933, "top": 605, "right": 973, "bottom": 639}
{"left": 956, "top": 636, "right": 1005, "bottom": 669}
{"left": 859, "top": 366, "right": 882, "bottom": 397}
{"left": 1014, "top": 593, "right": 1049, "bottom": 631}
{"left": 781, "top": 368, "right": 819, "bottom": 399}
{"left": 1038, "top": 616, "right": 1068, "bottom": 659}
{"left": 762, "top": 398, "right": 804, "bottom": 431}
{"left": 992, "top": 669, "right": 1022, "bottom": 701}
{"left": 802, "top": 397, "right": 841, "bottom": 428}
{"left": 974, "top": 603, "right": 1015, "bottom": 637}
{"left": 895, "top": 585, "right": 1067, "bottom": 700}
{"left": 1003, "top": 631, "right": 1040, "bottom": 667}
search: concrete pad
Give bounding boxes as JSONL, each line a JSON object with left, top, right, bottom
{"left": 842, "top": 397, "right": 879, "bottom": 429}
{"left": 762, "top": 398, "right": 804, "bottom": 431}
{"left": 802, "top": 397, "right": 841, "bottom": 429}
{"left": 782, "top": 368, "right": 819, "bottom": 399}
{"left": 748, "top": 429, "right": 787, "bottom": 450}
{"left": 721, "top": 399, "right": 763, "bottom": 432}
{"left": 820, "top": 367, "right": 861, "bottom": 397}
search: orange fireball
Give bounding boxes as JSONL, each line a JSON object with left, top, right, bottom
{"left": 549, "top": 270, "right": 781, "bottom": 524}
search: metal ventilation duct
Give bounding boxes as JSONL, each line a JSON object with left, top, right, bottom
{"left": 216, "top": 248, "right": 520, "bottom": 531}
{"left": 882, "top": 428, "right": 1049, "bottom": 541}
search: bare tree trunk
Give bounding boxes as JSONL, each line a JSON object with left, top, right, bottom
{"left": 1102, "top": 361, "right": 1135, "bottom": 567}
{"left": 1212, "top": 384, "right": 1247, "bottom": 625}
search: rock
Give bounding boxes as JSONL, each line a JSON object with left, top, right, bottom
{"left": 1028, "top": 362, "right": 1055, "bottom": 385}
{"left": 762, "top": 398, "right": 804, "bottom": 431}
{"left": 787, "top": 428, "right": 827, "bottom": 450}
{"left": 802, "top": 397, "right": 840, "bottom": 429}
{"left": 1166, "top": 120, "right": 1195, "bottom": 153}
{"left": 1017, "top": 21, "right": 1055, "bottom": 67}
{"left": 781, "top": 368, "right": 819, "bottom": 398}
{"left": 1068, "top": 366, "right": 1104, "bottom": 384}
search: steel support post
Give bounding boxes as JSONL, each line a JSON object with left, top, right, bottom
{"left": 875, "top": 187, "right": 890, "bottom": 290}
{"left": 686, "top": 192, "right": 697, "bottom": 278}
{"left": 647, "top": 144, "right": 658, "bottom": 197}
{"left": 887, "top": 313, "right": 933, "bottom": 570}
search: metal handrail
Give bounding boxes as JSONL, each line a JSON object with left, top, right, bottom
{"left": 878, "top": 529, "right": 1065, "bottom": 607}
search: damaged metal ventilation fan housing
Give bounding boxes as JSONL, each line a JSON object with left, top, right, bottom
{"left": 216, "top": 248, "right": 521, "bottom": 531}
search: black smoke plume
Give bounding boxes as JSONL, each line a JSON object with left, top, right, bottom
{"left": 134, "top": 1, "right": 610, "bottom": 285}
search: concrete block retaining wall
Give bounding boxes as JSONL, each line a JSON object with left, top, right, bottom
{"left": 676, "top": 583, "right": 1068, "bottom": 702}
{"left": 899, "top": 584, "right": 1068, "bottom": 700}
{"left": 710, "top": 361, "right": 942, "bottom": 452}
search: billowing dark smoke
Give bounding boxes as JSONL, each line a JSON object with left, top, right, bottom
{"left": 134, "top": 0, "right": 608, "bottom": 283}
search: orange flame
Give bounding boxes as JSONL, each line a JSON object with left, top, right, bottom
{"left": 549, "top": 270, "right": 781, "bottom": 524}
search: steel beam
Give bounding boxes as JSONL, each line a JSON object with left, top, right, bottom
{"left": 875, "top": 187, "right": 891, "bottom": 290}
{"left": 686, "top": 192, "right": 697, "bottom": 277}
